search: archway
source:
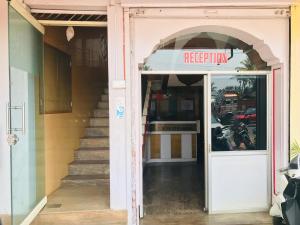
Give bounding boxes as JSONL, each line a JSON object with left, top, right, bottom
{"left": 142, "top": 25, "right": 280, "bottom": 68}
{"left": 137, "top": 25, "right": 280, "bottom": 219}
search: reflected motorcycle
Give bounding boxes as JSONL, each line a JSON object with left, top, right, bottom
{"left": 231, "top": 122, "right": 255, "bottom": 150}
{"left": 212, "top": 126, "right": 232, "bottom": 151}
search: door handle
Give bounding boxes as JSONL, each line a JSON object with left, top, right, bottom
{"left": 6, "top": 103, "right": 10, "bottom": 134}
{"left": 6, "top": 102, "right": 26, "bottom": 135}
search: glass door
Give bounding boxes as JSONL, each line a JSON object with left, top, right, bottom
{"left": 207, "top": 72, "right": 271, "bottom": 213}
{"left": 8, "top": 3, "right": 45, "bottom": 225}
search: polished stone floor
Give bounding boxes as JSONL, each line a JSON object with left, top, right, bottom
{"left": 143, "top": 162, "right": 204, "bottom": 215}
{"left": 141, "top": 162, "right": 272, "bottom": 225}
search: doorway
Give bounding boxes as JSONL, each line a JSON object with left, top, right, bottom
{"left": 39, "top": 25, "right": 109, "bottom": 215}
{"left": 141, "top": 73, "right": 206, "bottom": 216}
{"left": 139, "top": 70, "right": 271, "bottom": 222}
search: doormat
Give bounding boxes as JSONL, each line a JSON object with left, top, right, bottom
{"left": 46, "top": 203, "right": 62, "bottom": 209}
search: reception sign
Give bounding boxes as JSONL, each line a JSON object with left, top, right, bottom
{"left": 184, "top": 51, "right": 229, "bottom": 64}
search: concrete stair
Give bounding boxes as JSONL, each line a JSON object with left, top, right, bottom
{"left": 94, "top": 109, "right": 109, "bottom": 117}
{"left": 62, "top": 88, "right": 110, "bottom": 185}
{"left": 62, "top": 174, "right": 109, "bottom": 185}
{"left": 69, "top": 160, "right": 109, "bottom": 176}
{"left": 75, "top": 147, "right": 109, "bottom": 160}
{"left": 85, "top": 127, "right": 109, "bottom": 136}
{"left": 90, "top": 117, "right": 109, "bottom": 126}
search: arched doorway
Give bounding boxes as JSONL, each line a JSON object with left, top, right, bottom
{"left": 128, "top": 16, "right": 288, "bottom": 224}
{"left": 139, "top": 30, "right": 273, "bottom": 217}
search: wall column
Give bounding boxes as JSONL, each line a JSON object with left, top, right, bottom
{"left": 290, "top": 5, "right": 300, "bottom": 158}
{"left": 107, "top": 3, "right": 127, "bottom": 210}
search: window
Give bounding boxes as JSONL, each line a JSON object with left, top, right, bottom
{"left": 211, "top": 75, "right": 267, "bottom": 151}
{"left": 144, "top": 32, "right": 270, "bottom": 72}
{"left": 42, "top": 44, "right": 72, "bottom": 114}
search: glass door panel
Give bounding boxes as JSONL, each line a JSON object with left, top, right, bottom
{"left": 207, "top": 73, "right": 270, "bottom": 213}
{"left": 8, "top": 5, "right": 45, "bottom": 225}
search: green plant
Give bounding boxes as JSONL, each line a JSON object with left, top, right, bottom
{"left": 291, "top": 140, "right": 300, "bottom": 159}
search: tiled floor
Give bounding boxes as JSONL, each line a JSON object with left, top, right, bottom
{"left": 41, "top": 184, "right": 109, "bottom": 213}
{"left": 31, "top": 210, "right": 127, "bottom": 225}
{"left": 31, "top": 183, "right": 128, "bottom": 225}
{"left": 32, "top": 162, "right": 273, "bottom": 225}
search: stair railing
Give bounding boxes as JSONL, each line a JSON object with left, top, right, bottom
{"left": 142, "top": 81, "right": 152, "bottom": 165}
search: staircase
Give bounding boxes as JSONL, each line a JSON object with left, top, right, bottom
{"left": 62, "top": 88, "right": 110, "bottom": 185}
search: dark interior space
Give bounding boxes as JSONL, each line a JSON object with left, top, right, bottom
{"left": 141, "top": 74, "right": 206, "bottom": 217}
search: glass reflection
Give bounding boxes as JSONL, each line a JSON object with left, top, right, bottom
{"left": 144, "top": 32, "right": 271, "bottom": 71}
{"left": 211, "top": 75, "right": 267, "bottom": 151}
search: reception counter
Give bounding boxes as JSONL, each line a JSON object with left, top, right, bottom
{"left": 145, "top": 121, "right": 200, "bottom": 163}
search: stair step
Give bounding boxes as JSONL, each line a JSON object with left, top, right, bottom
{"left": 101, "top": 94, "right": 108, "bottom": 102}
{"left": 75, "top": 147, "right": 109, "bottom": 160}
{"left": 85, "top": 126, "right": 109, "bottom": 136}
{"left": 98, "top": 101, "right": 109, "bottom": 109}
{"left": 80, "top": 136, "right": 109, "bottom": 148}
{"left": 89, "top": 117, "right": 109, "bottom": 126}
{"left": 69, "top": 160, "right": 109, "bottom": 176}
{"left": 62, "top": 174, "right": 109, "bottom": 185}
{"left": 94, "top": 109, "right": 109, "bottom": 117}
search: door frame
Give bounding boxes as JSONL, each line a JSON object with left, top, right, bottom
{"left": 206, "top": 71, "right": 272, "bottom": 213}
{"left": 138, "top": 70, "right": 272, "bottom": 216}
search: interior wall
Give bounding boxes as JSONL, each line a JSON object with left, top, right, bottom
{"left": 44, "top": 26, "right": 108, "bottom": 195}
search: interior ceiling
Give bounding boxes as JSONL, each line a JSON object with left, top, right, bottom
{"left": 31, "top": 13, "right": 107, "bottom": 22}
{"left": 24, "top": 0, "right": 108, "bottom": 11}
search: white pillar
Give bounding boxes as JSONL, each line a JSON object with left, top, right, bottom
{"left": 107, "top": 4, "right": 127, "bottom": 210}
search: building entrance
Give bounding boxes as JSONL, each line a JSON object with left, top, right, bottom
{"left": 140, "top": 70, "right": 271, "bottom": 219}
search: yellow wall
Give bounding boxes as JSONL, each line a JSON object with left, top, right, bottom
{"left": 290, "top": 5, "right": 300, "bottom": 157}
{"left": 44, "top": 27, "right": 108, "bottom": 195}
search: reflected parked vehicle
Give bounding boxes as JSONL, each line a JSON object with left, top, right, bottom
{"left": 220, "top": 112, "right": 234, "bottom": 125}
{"left": 211, "top": 115, "right": 232, "bottom": 151}
{"left": 234, "top": 107, "right": 256, "bottom": 124}
{"left": 231, "top": 121, "right": 255, "bottom": 150}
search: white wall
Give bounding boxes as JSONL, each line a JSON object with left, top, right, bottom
{"left": 0, "top": 0, "right": 12, "bottom": 219}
